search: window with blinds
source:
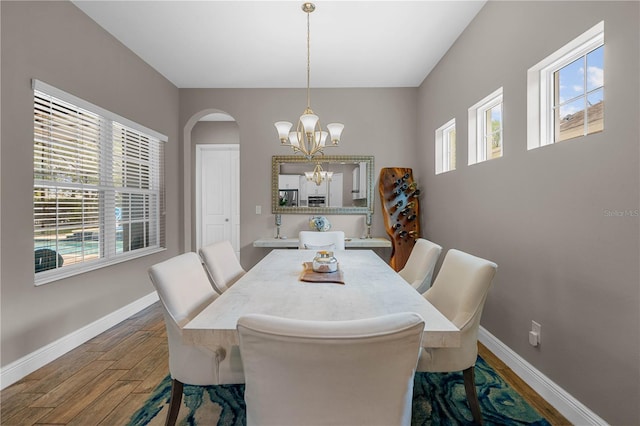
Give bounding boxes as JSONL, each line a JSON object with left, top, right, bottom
{"left": 33, "top": 80, "right": 166, "bottom": 285}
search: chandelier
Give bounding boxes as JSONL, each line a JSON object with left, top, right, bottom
{"left": 305, "top": 163, "right": 333, "bottom": 186}
{"left": 274, "top": 2, "right": 344, "bottom": 160}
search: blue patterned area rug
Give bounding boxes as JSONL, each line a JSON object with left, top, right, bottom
{"left": 128, "top": 356, "right": 550, "bottom": 425}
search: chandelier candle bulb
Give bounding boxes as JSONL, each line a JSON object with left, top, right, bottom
{"left": 301, "top": 114, "right": 319, "bottom": 134}
{"left": 327, "top": 123, "right": 344, "bottom": 144}
{"left": 314, "top": 131, "right": 328, "bottom": 147}
{"left": 275, "top": 122, "right": 293, "bottom": 143}
{"left": 288, "top": 132, "right": 300, "bottom": 148}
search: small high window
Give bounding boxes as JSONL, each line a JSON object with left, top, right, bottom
{"left": 435, "top": 119, "right": 456, "bottom": 174}
{"left": 468, "top": 87, "right": 503, "bottom": 165}
{"left": 528, "top": 21, "right": 604, "bottom": 149}
{"left": 553, "top": 45, "right": 603, "bottom": 142}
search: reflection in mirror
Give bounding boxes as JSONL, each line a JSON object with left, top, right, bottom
{"left": 272, "top": 156, "right": 374, "bottom": 215}
{"left": 278, "top": 189, "right": 298, "bottom": 207}
{"left": 280, "top": 163, "right": 362, "bottom": 208}
{"left": 271, "top": 156, "right": 373, "bottom": 214}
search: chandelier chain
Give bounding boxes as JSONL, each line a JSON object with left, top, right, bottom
{"left": 306, "top": 9, "right": 311, "bottom": 109}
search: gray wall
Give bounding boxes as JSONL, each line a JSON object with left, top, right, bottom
{"left": 415, "top": 2, "right": 639, "bottom": 424}
{"left": 180, "top": 88, "right": 417, "bottom": 269}
{"left": 192, "top": 121, "right": 240, "bottom": 146}
{"left": 0, "top": 1, "right": 180, "bottom": 365}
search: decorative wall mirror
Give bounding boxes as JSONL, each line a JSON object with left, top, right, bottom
{"left": 272, "top": 155, "right": 374, "bottom": 215}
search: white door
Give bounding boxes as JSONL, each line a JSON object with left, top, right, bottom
{"left": 196, "top": 145, "right": 240, "bottom": 257}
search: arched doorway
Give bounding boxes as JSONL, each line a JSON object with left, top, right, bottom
{"left": 183, "top": 110, "right": 240, "bottom": 256}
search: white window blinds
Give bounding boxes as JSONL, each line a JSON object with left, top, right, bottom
{"left": 33, "top": 80, "right": 166, "bottom": 285}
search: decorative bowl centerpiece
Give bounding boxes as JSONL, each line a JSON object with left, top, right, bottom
{"left": 309, "top": 216, "right": 331, "bottom": 232}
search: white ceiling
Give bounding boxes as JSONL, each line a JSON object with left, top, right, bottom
{"left": 72, "top": 1, "right": 486, "bottom": 89}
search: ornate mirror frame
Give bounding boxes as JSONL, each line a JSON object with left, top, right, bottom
{"left": 272, "top": 155, "right": 374, "bottom": 215}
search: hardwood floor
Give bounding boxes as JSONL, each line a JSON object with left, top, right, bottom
{"left": 477, "top": 345, "right": 570, "bottom": 425}
{"left": 1, "top": 301, "right": 570, "bottom": 425}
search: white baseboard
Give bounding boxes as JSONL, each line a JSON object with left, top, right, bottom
{"left": 479, "top": 326, "right": 608, "bottom": 426}
{"left": 0, "top": 291, "right": 159, "bottom": 390}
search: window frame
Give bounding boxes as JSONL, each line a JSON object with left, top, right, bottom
{"left": 527, "top": 21, "right": 604, "bottom": 150}
{"left": 33, "top": 79, "right": 167, "bottom": 286}
{"left": 468, "top": 87, "right": 504, "bottom": 165}
{"left": 435, "top": 118, "right": 456, "bottom": 174}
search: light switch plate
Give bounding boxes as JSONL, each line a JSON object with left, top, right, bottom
{"left": 530, "top": 320, "right": 541, "bottom": 346}
{"left": 255, "top": 205, "right": 261, "bottom": 214}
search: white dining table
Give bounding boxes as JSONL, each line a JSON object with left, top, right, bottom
{"left": 183, "top": 249, "right": 460, "bottom": 349}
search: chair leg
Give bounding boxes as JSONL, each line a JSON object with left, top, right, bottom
{"left": 463, "top": 366, "right": 483, "bottom": 425}
{"left": 166, "top": 378, "right": 183, "bottom": 426}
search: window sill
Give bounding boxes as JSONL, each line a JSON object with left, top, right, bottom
{"left": 34, "top": 246, "right": 166, "bottom": 286}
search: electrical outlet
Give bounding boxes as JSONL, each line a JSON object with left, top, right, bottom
{"left": 529, "top": 320, "right": 541, "bottom": 347}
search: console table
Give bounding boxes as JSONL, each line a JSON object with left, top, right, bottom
{"left": 253, "top": 237, "right": 391, "bottom": 249}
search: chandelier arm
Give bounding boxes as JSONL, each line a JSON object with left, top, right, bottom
{"left": 309, "top": 119, "right": 323, "bottom": 157}
{"left": 296, "top": 122, "right": 309, "bottom": 157}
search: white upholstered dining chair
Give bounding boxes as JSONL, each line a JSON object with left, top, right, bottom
{"left": 398, "top": 238, "right": 443, "bottom": 294}
{"left": 237, "top": 312, "right": 425, "bottom": 426}
{"left": 298, "top": 230, "right": 346, "bottom": 250}
{"left": 199, "top": 240, "right": 246, "bottom": 294}
{"left": 148, "top": 252, "right": 244, "bottom": 426}
{"left": 417, "top": 249, "right": 497, "bottom": 425}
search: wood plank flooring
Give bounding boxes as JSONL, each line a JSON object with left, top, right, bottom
{"left": 1, "top": 301, "right": 570, "bottom": 425}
